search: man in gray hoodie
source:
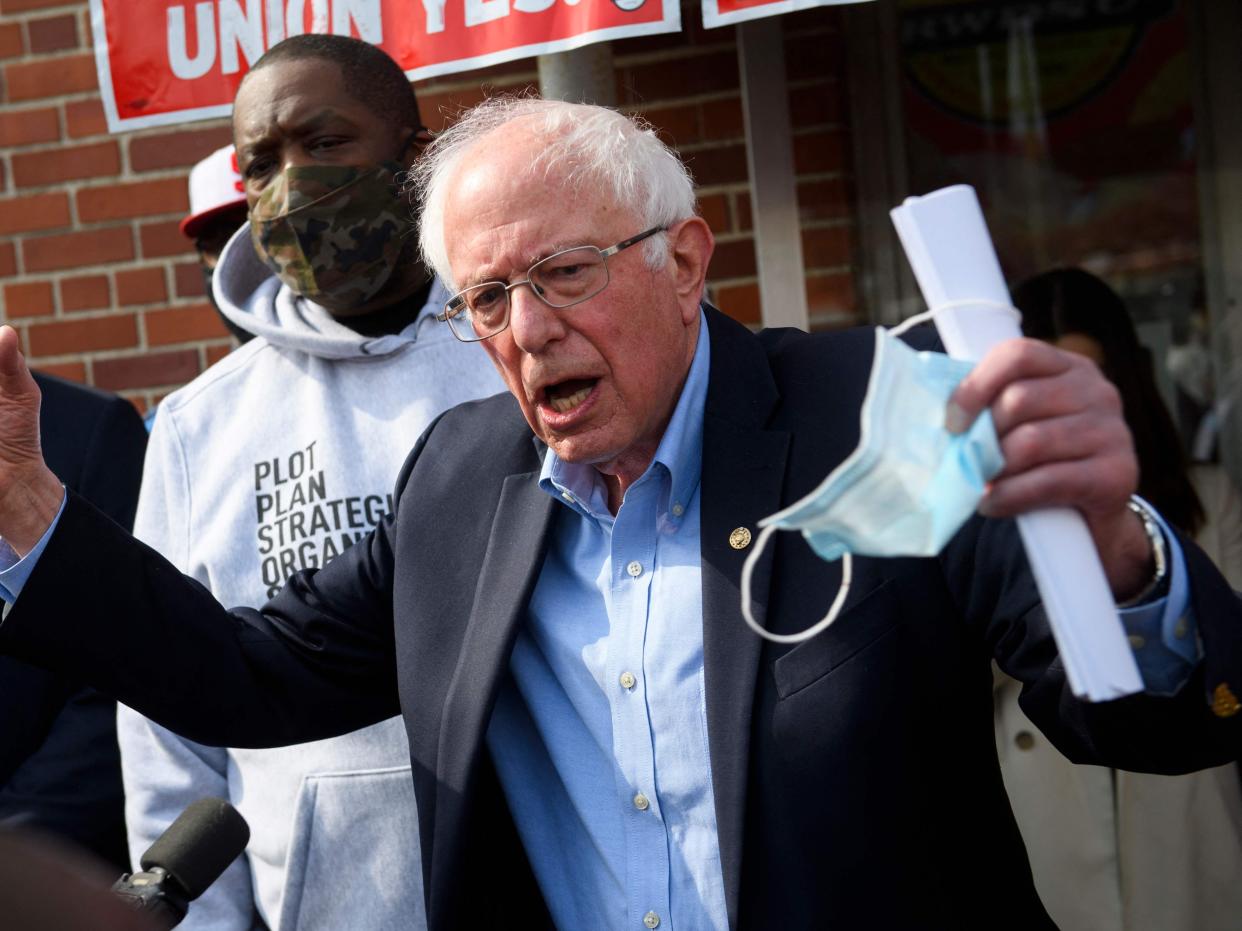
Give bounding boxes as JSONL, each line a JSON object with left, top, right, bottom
{"left": 117, "top": 36, "right": 502, "bottom": 931}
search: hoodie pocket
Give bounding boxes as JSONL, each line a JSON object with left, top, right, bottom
{"left": 278, "top": 765, "right": 426, "bottom": 931}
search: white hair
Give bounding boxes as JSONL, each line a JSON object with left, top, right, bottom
{"left": 410, "top": 96, "right": 698, "bottom": 289}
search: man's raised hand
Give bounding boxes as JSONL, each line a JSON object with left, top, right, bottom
{"left": 947, "top": 337, "right": 1154, "bottom": 602}
{"left": 0, "top": 325, "right": 64, "bottom": 556}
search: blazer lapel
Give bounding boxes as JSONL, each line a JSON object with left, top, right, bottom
{"left": 429, "top": 462, "right": 556, "bottom": 919}
{"left": 699, "top": 308, "right": 790, "bottom": 929}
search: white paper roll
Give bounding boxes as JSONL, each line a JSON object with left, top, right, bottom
{"left": 891, "top": 185, "right": 1143, "bottom": 701}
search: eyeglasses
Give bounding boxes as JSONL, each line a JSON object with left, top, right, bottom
{"left": 439, "top": 226, "right": 667, "bottom": 343}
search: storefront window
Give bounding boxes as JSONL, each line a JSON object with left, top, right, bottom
{"left": 856, "top": 0, "right": 1242, "bottom": 509}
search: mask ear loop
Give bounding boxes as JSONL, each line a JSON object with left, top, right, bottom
{"left": 888, "top": 300, "right": 1021, "bottom": 340}
{"left": 740, "top": 525, "right": 853, "bottom": 644}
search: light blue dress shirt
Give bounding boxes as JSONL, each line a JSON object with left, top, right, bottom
{"left": 0, "top": 313, "right": 1198, "bottom": 931}
{"left": 487, "top": 314, "right": 726, "bottom": 931}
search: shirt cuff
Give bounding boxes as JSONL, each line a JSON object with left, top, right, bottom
{"left": 0, "top": 489, "right": 66, "bottom": 606}
{"left": 1117, "top": 502, "right": 1197, "bottom": 696}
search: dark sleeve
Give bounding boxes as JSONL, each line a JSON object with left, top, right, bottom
{"left": 947, "top": 515, "right": 1242, "bottom": 774}
{"left": 0, "top": 419, "right": 451, "bottom": 750}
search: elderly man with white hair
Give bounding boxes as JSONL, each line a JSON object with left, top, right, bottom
{"left": 0, "top": 98, "right": 1240, "bottom": 931}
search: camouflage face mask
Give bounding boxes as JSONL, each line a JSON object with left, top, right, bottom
{"left": 249, "top": 161, "right": 409, "bottom": 307}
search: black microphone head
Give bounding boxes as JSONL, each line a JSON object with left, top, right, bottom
{"left": 139, "top": 798, "right": 249, "bottom": 901}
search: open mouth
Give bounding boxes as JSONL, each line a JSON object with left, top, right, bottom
{"left": 543, "top": 377, "right": 598, "bottom": 413}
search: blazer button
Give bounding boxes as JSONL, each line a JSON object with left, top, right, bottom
{"left": 729, "top": 527, "right": 752, "bottom": 550}
{"left": 1211, "top": 683, "right": 1241, "bottom": 718}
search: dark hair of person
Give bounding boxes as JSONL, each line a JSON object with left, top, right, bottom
{"left": 247, "top": 34, "right": 422, "bottom": 136}
{"left": 1013, "top": 267, "right": 1205, "bottom": 536}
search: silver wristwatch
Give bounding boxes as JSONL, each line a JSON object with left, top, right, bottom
{"left": 1117, "top": 496, "right": 1169, "bottom": 608}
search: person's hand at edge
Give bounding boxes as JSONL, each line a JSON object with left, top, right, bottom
{"left": 0, "top": 326, "right": 65, "bottom": 555}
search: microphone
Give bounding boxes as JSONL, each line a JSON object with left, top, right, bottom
{"left": 112, "top": 798, "right": 250, "bottom": 928}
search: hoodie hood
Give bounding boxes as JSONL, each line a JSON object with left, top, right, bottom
{"left": 213, "top": 222, "right": 443, "bottom": 360}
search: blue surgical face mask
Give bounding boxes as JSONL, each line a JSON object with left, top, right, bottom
{"left": 741, "top": 322, "right": 1005, "bottom": 644}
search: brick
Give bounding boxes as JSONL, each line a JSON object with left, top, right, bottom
{"left": 736, "top": 193, "right": 752, "bottom": 232}
{"left": 413, "top": 86, "right": 490, "bottom": 133}
{"left": 712, "top": 282, "right": 760, "bottom": 326}
{"left": 27, "top": 312, "right": 138, "bottom": 356}
{"left": 27, "top": 13, "right": 78, "bottom": 53}
{"left": 12, "top": 141, "right": 119, "bottom": 188}
{"left": 797, "top": 178, "right": 850, "bottom": 223}
{"left": 637, "top": 103, "right": 700, "bottom": 149}
{"left": 0, "top": 107, "right": 60, "bottom": 147}
{"left": 0, "top": 0, "right": 81, "bottom": 11}
{"left": 129, "top": 125, "right": 232, "bottom": 172}
{"left": 0, "top": 191, "right": 70, "bottom": 235}
{"left": 801, "top": 226, "right": 853, "bottom": 269}
{"left": 37, "top": 359, "right": 85, "bottom": 382}
{"left": 0, "top": 22, "right": 23, "bottom": 59}
{"left": 3, "top": 280, "right": 54, "bottom": 318}
{"left": 789, "top": 82, "right": 843, "bottom": 128}
{"left": 65, "top": 98, "right": 107, "bottom": 138}
{"left": 686, "top": 144, "right": 748, "bottom": 187}
{"left": 140, "top": 220, "right": 194, "bottom": 259}
{"left": 804, "top": 271, "right": 854, "bottom": 315}
{"left": 697, "top": 193, "right": 730, "bottom": 233}
{"left": 205, "top": 343, "right": 233, "bottom": 366}
{"left": 5, "top": 53, "right": 97, "bottom": 102}
{"left": 0, "top": 242, "right": 15, "bottom": 278}
{"left": 95, "top": 348, "right": 201, "bottom": 391}
{"left": 60, "top": 274, "right": 110, "bottom": 311}
{"left": 701, "top": 98, "right": 745, "bottom": 142}
{"left": 146, "top": 303, "right": 231, "bottom": 346}
{"left": 78, "top": 178, "right": 189, "bottom": 223}
{"left": 708, "top": 237, "right": 757, "bottom": 281}
{"left": 619, "top": 51, "right": 738, "bottom": 104}
{"left": 174, "top": 260, "right": 204, "bottom": 300}
{"left": 23, "top": 226, "right": 134, "bottom": 272}
{"left": 116, "top": 266, "right": 167, "bottom": 306}
{"left": 793, "top": 129, "right": 846, "bottom": 175}
{"left": 786, "top": 32, "right": 844, "bottom": 83}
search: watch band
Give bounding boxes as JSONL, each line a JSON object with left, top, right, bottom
{"left": 1116, "top": 496, "right": 1169, "bottom": 608}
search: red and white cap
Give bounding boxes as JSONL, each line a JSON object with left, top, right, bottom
{"left": 180, "top": 145, "right": 247, "bottom": 239}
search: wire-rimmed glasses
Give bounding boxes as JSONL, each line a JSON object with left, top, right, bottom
{"left": 439, "top": 226, "right": 667, "bottom": 343}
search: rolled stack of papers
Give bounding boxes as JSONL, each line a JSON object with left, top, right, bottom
{"left": 891, "top": 184, "right": 1143, "bottom": 702}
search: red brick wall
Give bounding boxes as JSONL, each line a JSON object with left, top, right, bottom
{"left": 0, "top": 1, "right": 857, "bottom": 411}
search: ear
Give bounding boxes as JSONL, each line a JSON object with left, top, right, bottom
{"left": 668, "top": 216, "right": 714, "bottom": 326}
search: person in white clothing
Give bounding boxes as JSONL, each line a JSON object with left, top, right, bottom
{"left": 116, "top": 35, "right": 503, "bottom": 931}
{"left": 994, "top": 266, "right": 1242, "bottom": 931}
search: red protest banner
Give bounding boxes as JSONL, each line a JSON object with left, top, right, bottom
{"left": 701, "top": 0, "right": 869, "bottom": 30}
{"left": 89, "top": 0, "right": 680, "bottom": 132}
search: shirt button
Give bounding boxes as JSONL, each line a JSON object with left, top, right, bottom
{"left": 619, "top": 671, "right": 636, "bottom": 690}
{"left": 671, "top": 503, "right": 684, "bottom": 517}
{"left": 1014, "top": 731, "right": 1035, "bottom": 750}
{"left": 643, "top": 911, "right": 661, "bottom": 928}
{"left": 633, "top": 792, "right": 650, "bottom": 811}
{"left": 627, "top": 560, "right": 643, "bottom": 578}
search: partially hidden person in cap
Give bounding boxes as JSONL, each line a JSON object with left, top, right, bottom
{"left": 993, "top": 267, "right": 1242, "bottom": 931}
{"left": 115, "top": 35, "right": 502, "bottom": 931}
{"left": 180, "top": 144, "right": 252, "bottom": 345}
{"left": 0, "top": 371, "right": 146, "bottom": 870}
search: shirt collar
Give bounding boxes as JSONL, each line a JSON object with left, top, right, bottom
{"left": 539, "top": 310, "right": 710, "bottom": 522}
